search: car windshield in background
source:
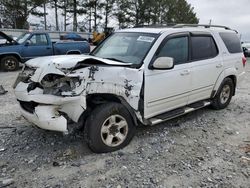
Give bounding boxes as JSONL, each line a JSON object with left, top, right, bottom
{"left": 91, "top": 32, "right": 158, "bottom": 65}
{"left": 16, "top": 33, "right": 31, "bottom": 44}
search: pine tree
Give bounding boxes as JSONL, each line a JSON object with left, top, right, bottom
{"left": 57, "top": 0, "right": 70, "bottom": 31}
{"left": 114, "top": 0, "right": 199, "bottom": 27}
{"left": 49, "top": 0, "right": 59, "bottom": 30}
{"left": 67, "top": 0, "right": 86, "bottom": 31}
{"left": 103, "top": 0, "right": 115, "bottom": 28}
{"left": 1, "top": 0, "right": 45, "bottom": 29}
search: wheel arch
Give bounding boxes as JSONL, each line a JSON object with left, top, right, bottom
{"left": 85, "top": 93, "right": 139, "bottom": 126}
{"left": 66, "top": 50, "right": 81, "bottom": 55}
{"left": 212, "top": 68, "right": 237, "bottom": 98}
{"left": 0, "top": 53, "right": 22, "bottom": 63}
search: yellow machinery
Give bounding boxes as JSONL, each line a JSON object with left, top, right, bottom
{"left": 92, "top": 27, "right": 114, "bottom": 45}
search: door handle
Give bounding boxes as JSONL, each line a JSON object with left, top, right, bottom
{"left": 180, "top": 70, "right": 190, "bottom": 76}
{"left": 216, "top": 63, "right": 223, "bottom": 68}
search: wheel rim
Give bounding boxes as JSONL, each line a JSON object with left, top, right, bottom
{"left": 4, "top": 58, "right": 17, "bottom": 70}
{"left": 220, "top": 85, "right": 231, "bottom": 104}
{"left": 101, "top": 115, "right": 128, "bottom": 147}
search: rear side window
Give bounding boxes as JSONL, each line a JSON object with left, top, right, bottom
{"left": 219, "top": 32, "right": 242, "bottom": 53}
{"left": 191, "top": 36, "right": 218, "bottom": 61}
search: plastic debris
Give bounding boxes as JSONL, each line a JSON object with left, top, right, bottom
{"left": 0, "top": 85, "right": 8, "bottom": 95}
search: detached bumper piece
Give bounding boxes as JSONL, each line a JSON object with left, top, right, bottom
{"left": 20, "top": 103, "right": 68, "bottom": 132}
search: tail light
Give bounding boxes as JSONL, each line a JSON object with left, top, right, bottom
{"left": 242, "top": 57, "right": 247, "bottom": 67}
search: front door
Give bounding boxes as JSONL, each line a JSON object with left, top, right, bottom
{"left": 21, "top": 33, "right": 53, "bottom": 60}
{"left": 144, "top": 34, "right": 192, "bottom": 118}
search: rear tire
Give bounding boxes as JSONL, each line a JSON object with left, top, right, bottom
{"left": 211, "top": 78, "right": 234, "bottom": 110}
{"left": 1, "top": 56, "right": 19, "bottom": 71}
{"left": 84, "top": 102, "right": 136, "bottom": 153}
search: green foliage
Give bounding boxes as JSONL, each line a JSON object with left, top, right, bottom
{"left": 1, "top": 0, "right": 45, "bottom": 29}
{"left": 114, "top": 0, "right": 199, "bottom": 28}
{"left": 0, "top": 0, "right": 199, "bottom": 31}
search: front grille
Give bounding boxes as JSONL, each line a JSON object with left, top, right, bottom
{"left": 19, "top": 101, "right": 39, "bottom": 113}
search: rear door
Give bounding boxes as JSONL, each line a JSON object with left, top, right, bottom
{"left": 144, "top": 33, "right": 192, "bottom": 118}
{"left": 21, "top": 33, "right": 53, "bottom": 60}
{"left": 188, "top": 33, "right": 223, "bottom": 103}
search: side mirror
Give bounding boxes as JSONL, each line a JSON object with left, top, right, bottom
{"left": 151, "top": 57, "right": 174, "bottom": 69}
{"left": 25, "top": 40, "right": 31, "bottom": 46}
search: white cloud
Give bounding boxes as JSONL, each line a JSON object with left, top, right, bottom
{"left": 187, "top": 0, "right": 250, "bottom": 40}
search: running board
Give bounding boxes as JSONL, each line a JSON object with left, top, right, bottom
{"left": 149, "top": 101, "right": 211, "bottom": 125}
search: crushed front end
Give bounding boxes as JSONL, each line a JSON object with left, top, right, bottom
{"left": 13, "top": 55, "right": 143, "bottom": 133}
{"left": 13, "top": 64, "right": 87, "bottom": 133}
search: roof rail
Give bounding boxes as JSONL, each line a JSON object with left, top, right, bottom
{"left": 173, "top": 24, "right": 238, "bottom": 33}
{"left": 133, "top": 23, "right": 176, "bottom": 28}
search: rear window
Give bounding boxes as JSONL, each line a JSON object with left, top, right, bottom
{"left": 191, "top": 36, "right": 218, "bottom": 60}
{"left": 219, "top": 32, "right": 242, "bottom": 53}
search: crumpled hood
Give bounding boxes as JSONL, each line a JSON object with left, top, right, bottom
{"left": 25, "top": 54, "right": 130, "bottom": 69}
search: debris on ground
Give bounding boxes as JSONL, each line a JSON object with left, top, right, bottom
{"left": 0, "top": 178, "right": 14, "bottom": 187}
{"left": 0, "top": 85, "right": 8, "bottom": 95}
{"left": 240, "top": 144, "right": 250, "bottom": 153}
{"left": 241, "top": 156, "right": 250, "bottom": 163}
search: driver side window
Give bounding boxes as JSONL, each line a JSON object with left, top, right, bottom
{"left": 29, "top": 34, "right": 48, "bottom": 46}
{"left": 157, "top": 36, "right": 188, "bottom": 65}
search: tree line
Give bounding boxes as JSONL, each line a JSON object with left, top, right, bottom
{"left": 0, "top": 0, "right": 199, "bottom": 32}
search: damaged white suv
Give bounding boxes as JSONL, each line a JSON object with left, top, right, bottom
{"left": 14, "top": 24, "right": 246, "bottom": 153}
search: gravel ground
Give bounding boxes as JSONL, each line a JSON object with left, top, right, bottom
{"left": 0, "top": 60, "right": 250, "bottom": 188}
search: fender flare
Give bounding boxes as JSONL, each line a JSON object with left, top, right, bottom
{"left": 117, "top": 96, "right": 140, "bottom": 126}
{"left": 212, "top": 67, "right": 237, "bottom": 98}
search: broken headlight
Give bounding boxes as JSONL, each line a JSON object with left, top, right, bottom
{"left": 41, "top": 74, "right": 81, "bottom": 96}
{"left": 13, "top": 66, "right": 36, "bottom": 88}
{"left": 22, "top": 65, "right": 36, "bottom": 77}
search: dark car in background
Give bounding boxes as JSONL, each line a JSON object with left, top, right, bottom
{"left": 60, "top": 33, "right": 87, "bottom": 41}
{"left": 242, "top": 42, "right": 250, "bottom": 57}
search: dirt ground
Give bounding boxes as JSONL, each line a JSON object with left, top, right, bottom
{"left": 0, "top": 60, "right": 249, "bottom": 188}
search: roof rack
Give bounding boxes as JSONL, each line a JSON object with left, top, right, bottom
{"left": 133, "top": 24, "right": 238, "bottom": 33}
{"left": 133, "top": 23, "right": 176, "bottom": 28}
{"left": 173, "top": 24, "right": 238, "bottom": 33}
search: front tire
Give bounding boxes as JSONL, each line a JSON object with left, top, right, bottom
{"left": 84, "top": 103, "right": 136, "bottom": 153}
{"left": 211, "top": 78, "right": 234, "bottom": 110}
{"left": 1, "top": 56, "right": 19, "bottom": 71}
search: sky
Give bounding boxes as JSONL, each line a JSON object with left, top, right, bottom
{"left": 186, "top": 0, "right": 250, "bottom": 41}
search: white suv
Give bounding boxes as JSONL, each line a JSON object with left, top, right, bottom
{"left": 14, "top": 24, "right": 246, "bottom": 153}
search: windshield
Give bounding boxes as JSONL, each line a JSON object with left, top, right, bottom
{"left": 16, "top": 33, "right": 31, "bottom": 44}
{"left": 91, "top": 32, "right": 158, "bottom": 65}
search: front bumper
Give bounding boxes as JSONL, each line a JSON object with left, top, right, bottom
{"left": 15, "top": 82, "right": 86, "bottom": 132}
{"left": 20, "top": 105, "right": 67, "bottom": 132}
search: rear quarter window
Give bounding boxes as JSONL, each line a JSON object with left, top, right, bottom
{"left": 219, "top": 32, "right": 242, "bottom": 53}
